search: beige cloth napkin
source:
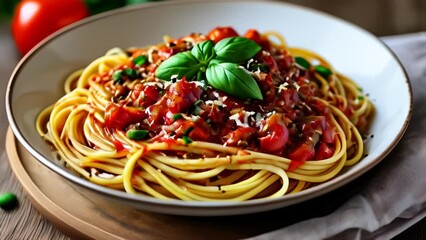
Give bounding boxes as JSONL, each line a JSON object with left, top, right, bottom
{"left": 250, "top": 33, "right": 426, "bottom": 240}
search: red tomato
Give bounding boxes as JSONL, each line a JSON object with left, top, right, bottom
{"left": 207, "top": 26, "right": 239, "bottom": 44}
{"left": 166, "top": 78, "right": 202, "bottom": 114}
{"left": 244, "top": 29, "right": 272, "bottom": 50}
{"left": 322, "top": 128, "right": 336, "bottom": 144}
{"left": 261, "top": 52, "right": 278, "bottom": 72}
{"left": 131, "top": 84, "right": 162, "bottom": 108}
{"left": 105, "top": 104, "right": 147, "bottom": 130}
{"left": 225, "top": 127, "right": 257, "bottom": 146}
{"left": 315, "top": 142, "right": 334, "bottom": 160}
{"left": 173, "top": 120, "right": 210, "bottom": 141}
{"left": 287, "top": 142, "right": 315, "bottom": 171}
{"left": 12, "top": 0, "right": 89, "bottom": 55}
{"left": 244, "top": 29, "right": 262, "bottom": 44}
{"left": 259, "top": 115, "right": 289, "bottom": 153}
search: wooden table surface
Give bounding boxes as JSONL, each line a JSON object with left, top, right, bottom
{"left": 2, "top": 1, "right": 426, "bottom": 238}
{"left": 0, "top": 23, "right": 70, "bottom": 240}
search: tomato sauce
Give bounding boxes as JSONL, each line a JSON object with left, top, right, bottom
{"left": 95, "top": 27, "right": 344, "bottom": 168}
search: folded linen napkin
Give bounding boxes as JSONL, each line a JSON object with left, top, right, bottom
{"left": 250, "top": 32, "right": 426, "bottom": 240}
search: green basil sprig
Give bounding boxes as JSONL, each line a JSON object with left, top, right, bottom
{"left": 207, "top": 61, "right": 263, "bottom": 100}
{"left": 214, "top": 37, "right": 261, "bottom": 63}
{"left": 155, "top": 51, "right": 201, "bottom": 81}
{"left": 191, "top": 40, "right": 215, "bottom": 65}
{"left": 155, "top": 36, "right": 263, "bottom": 100}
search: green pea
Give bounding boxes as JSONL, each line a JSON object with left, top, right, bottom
{"left": 295, "top": 56, "right": 310, "bottom": 70}
{"left": 248, "top": 62, "right": 268, "bottom": 72}
{"left": 127, "top": 130, "right": 149, "bottom": 140}
{"left": 315, "top": 65, "right": 333, "bottom": 79}
{"left": 0, "top": 192, "right": 18, "bottom": 210}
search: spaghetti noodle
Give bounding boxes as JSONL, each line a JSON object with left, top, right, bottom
{"left": 36, "top": 27, "right": 374, "bottom": 201}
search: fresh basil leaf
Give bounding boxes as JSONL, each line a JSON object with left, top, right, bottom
{"left": 196, "top": 71, "right": 207, "bottom": 81}
{"left": 206, "top": 62, "right": 263, "bottom": 100}
{"left": 214, "top": 37, "right": 261, "bottom": 63}
{"left": 155, "top": 51, "right": 201, "bottom": 81}
{"left": 191, "top": 40, "right": 215, "bottom": 65}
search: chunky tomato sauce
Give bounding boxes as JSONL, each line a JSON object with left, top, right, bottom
{"left": 93, "top": 27, "right": 344, "bottom": 170}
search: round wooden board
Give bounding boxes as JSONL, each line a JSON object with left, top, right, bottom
{"left": 6, "top": 128, "right": 358, "bottom": 239}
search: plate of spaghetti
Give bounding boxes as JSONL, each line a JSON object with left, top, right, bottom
{"left": 6, "top": 0, "right": 412, "bottom": 216}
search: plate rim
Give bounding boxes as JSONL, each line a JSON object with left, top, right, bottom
{"left": 5, "top": 0, "right": 414, "bottom": 216}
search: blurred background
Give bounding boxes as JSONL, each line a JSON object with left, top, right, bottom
{"left": 2, "top": 0, "right": 426, "bottom": 38}
{"left": 286, "top": 0, "right": 426, "bottom": 36}
{"left": 1, "top": 0, "right": 426, "bottom": 56}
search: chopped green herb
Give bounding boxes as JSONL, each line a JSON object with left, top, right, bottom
{"left": 126, "top": 130, "right": 149, "bottom": 140}
{"left": 194, "top": 100, "right": 204, "bottom": 106}
{"left": 357, "top": 96, "right": 364, "bottom": 100}
{"left": 193, "top": 106, "right": 203, "bottom": 115}
{"left": 112, "top": 70, "right": 123, "bottom": 84}
{"left": 258, "top": 63, "right": 269, "bottom": 72}
{"left": 124, "top": 68, "right": 139, "bottom": 79}
{"left": 182, "top": 135, "right": 193, "bottom": 144}
{"left": 295, "top": 56, "right": 310, "bottom": 70}
{"left": 248, "top": 62, "right": 268, "bottom": 72}
{"left": 191, "top": 100, "right": 204, "bottom": 115}
{"left": 113, "top": 68, "right": 139, "bottom": 84}
{"left": 172, "top": 113, "right": 183, "bottom": 121}
{"left": 315, "top": 65, "right": 333, "bottom": 79}
{"left": 133, "top": 55, "right": 148, "bottom": 67}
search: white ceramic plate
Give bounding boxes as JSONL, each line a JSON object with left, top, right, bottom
{"left": 6, "top": 0, "right": 412, "bottom": 216}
